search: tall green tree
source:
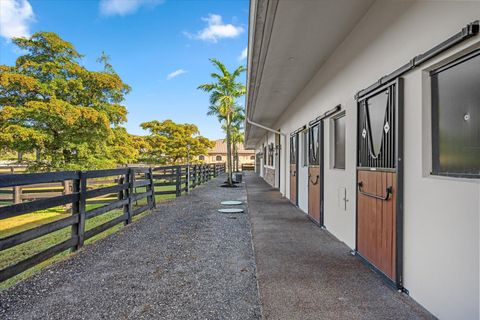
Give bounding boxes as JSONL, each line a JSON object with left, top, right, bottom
{"left": 141, "top": 119, "right": 213, "bottom": 165}
{"left": 0, "top": 32, "right": 131, "bottom": 170}
{"left": 222, "top": 105, "right": 245, "bottom": 172}
{"left": 198, "top": 59, "right": 245, "bottom": 185}
{"left": 231, "top": 105, "right": 245, "bottom": 172}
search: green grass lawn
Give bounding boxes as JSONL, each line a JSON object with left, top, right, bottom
{"left": 0, "top": 184, "right": 179, "bottom": 290}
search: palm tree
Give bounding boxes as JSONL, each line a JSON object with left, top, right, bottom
{"left": 230, "top": 105, "right": 245, "bottom": 172}
{"left": 198, "top": 59, "right": 246, "bottom": 185}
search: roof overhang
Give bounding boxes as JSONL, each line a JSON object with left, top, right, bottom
{"left": 245, "top": 0, "right": 375, "bottom": 148}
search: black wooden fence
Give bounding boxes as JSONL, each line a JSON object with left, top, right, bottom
{"left": 152, "top": 163, "right": 226, "bottom": 197}
{"left": 0, "top": 163, "right": 225, "bottom": 283}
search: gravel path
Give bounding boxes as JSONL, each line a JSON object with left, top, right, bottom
{"left": 0, "top": 175, "right": 261, "bottom": 320}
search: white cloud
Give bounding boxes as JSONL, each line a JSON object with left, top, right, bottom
{"left": 167, "top": 69, "right": 187, "bottom": 80}
{"left": 239, "top": 47, "right": 247, "bottom": 60}
{"left": 99, "top": 0, "right": 163, "bottom": 16}
{"left": 0, "top": 0, "right": 35, "bottom": 40}
{"left": 187, "top": 14, "right": 244, "bottom": 43}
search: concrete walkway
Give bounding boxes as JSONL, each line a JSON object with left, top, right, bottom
{"left": 245, "top": 172, "right": 434, "bottom": 320}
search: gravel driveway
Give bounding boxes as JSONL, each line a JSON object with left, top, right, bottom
{"left": 0, "top": 175, "right": 261, "bottom": 320}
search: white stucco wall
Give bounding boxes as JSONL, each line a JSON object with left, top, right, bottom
{"left": 254, "top": 1, "right": 480, "bottom": 319}
{"left": 298, "top": 131, "right": 309, "bottom": 212}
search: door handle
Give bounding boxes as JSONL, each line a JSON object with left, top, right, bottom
{"left": 310, "top": 174, "right": 319, "bottom": 185}
{"left": 358, "top": 182, "right": 392, "bottom": 201}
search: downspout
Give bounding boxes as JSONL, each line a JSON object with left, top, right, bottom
{"left": 246, "top": 117, "right": 286, "bottom": 137}
{"left": 246, "top": 117, "right": 287, "bottom": 196}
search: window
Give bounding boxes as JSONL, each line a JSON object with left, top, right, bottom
{"left": 250, "top": 155, "right": 255, "bottom": 160}
{"left": 431, "top": 50, "right": 480, "bottom": 178}
{"left": 263, "top": 146, "right": 267, "bottom": 165}
{"left": 215, "top": 155, "right": 222, "bottom": 161}
{"left": 333, "top": 114, "right": 346, "bottom": 169}
{"left": 199, "top": 155, "right": 205, "bottom": 161}
{"left": 268, "top": 143, "right": 274, "bottom": 166}
{"left": 303, "top": 130, "right": 308, "bottom": 167}
{"left": 308, "top": 125, "right": 319, "bottom": 165}
{"left": 290, "top": 136, "right": 297, "bottom": 164}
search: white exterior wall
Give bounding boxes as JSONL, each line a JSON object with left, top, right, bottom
{"left": 253, "top": 1, "right": 480, "bottom": 319}
{"left": 298, "top": 131, "right": 309, "bottom": 212}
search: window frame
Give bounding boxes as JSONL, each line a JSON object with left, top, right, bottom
{"left": 268, "top": 143, "right": 274, "bottom": 166}
{"left": 290, "top": 136, "right": 297, "bottom": 165}
{"left": 332, "top": 112, "right": 346, "bottom": 170}
{"left": 430, "top": 49, "right": 480, "bottom": 179}
{"left": 308, "top": 125, "right": 320, "bottom": 166}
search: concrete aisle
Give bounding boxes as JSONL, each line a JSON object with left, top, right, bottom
{"left": 245, "top": 172, "right": 434, "bottom": 320}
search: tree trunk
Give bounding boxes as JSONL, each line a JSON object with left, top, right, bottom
{"left": 236, "top": 149, "right": 239, "bottom": 172}
{"left": 226, "top": 115, "right": 233, "bottom": 185}
{"left": 233, "top": 143, "right": 238, "bottom": 172}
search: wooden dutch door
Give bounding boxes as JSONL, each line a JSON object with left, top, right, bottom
{"left": 356, "top": 79, "right": 403, "bottom": 287}
{"left": 308, "top": 122, "right": 322, "bottom": 224}
{"left": 289, "top": 134, "right": 298, "bottom": 206}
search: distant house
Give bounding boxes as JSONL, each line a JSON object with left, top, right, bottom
{"left": 199, "top": 139, "right": 255, "bottom": 167}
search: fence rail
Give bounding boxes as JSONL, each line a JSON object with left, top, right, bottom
{"left": 0, "top": 163, "right": 225, "bottom": 283}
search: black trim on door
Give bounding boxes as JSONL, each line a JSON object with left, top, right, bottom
{"left": 354, "top": 78, "right": 404, "bottom": 291}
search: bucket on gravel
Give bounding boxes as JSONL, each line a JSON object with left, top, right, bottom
{"left": 233, "top": 173, "right": 243, "bottom": 183}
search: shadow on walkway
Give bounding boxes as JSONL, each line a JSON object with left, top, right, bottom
{"left": 245, "top": 172, "right": 434, "bottom": 320}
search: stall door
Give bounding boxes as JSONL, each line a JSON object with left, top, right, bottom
{"left": 308, "top": 123, "right": 322, "bottom": 224}
{"left": 290, "top": 135, "right": 298, "bottom": 205}
{"left": 356, "top": 79, "right": 403, "bottom": 287}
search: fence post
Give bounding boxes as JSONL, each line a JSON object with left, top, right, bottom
{"left": 175, "top": 166, "right": 181, "bottom": 197}
{"left": 148, "top": 167, "right": 156, "bottom": 209}
{"left": 185, "top": 165, "right": 190, "bottom": 194}
{"left": 126, "top": 168, "right": 134, "bottom": 224}
{"left": 191, "top": 165, "right": 195, "bottom": 188}
{"left": 72, "top": 171, "right": 86, "bottom": 251}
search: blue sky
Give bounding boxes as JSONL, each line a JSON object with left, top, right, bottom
{"left": 0, "top": 0, "right": 249, "bottom": 139}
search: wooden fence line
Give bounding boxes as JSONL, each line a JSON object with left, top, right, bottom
{"left": 0, "top": 163, "right": 225, "bottom": 283}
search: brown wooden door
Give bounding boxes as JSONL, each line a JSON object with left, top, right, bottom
{"left": 307, "top": 123, "right": 322, "bottom": 224}
{"left": 308, "top": 166, "right": 320, "bottom": 222}
{"left": 356, "top": 79, "right": 403, "bottom": 286}
{"left": 357, "top": 170, "right": 396, "bottom": 280}
{"left": 290, "top": 164, "right": 297, "bottom": 204}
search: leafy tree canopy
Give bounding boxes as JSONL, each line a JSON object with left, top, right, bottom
{"left": 0, "top": 32, "right": 131, "bottom": 170}
{"left": 141, "top": 119, "right": 214, "bottom": 165}
{"left": 198, "top": 58, "right": 246, "bottom": 184}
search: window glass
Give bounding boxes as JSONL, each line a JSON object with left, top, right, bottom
{"left": 268, "top": 143, "right": 274, "bottom": 166}
{"left": 250, "top": 155, "right": 255, "bottom": 160}
{"left": 216, "top": 155, "right": 222, "bottom": 161}
{"left": 431, "top": 50, "right": 480, "bottom": 177}
{"left": 308, "top": 125, "right": 319, "bottom": 165}
{"left": 366, "top": 91, "right": 388, "bottom": 157}
{"left": 199, "top": 155, "right": 205, "bottom": 161}
{"left": 290, "top": 136, "right": 297, "bottom": 164}
{"left": 333, "top": 115, "right": 346, "bottom": 169}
